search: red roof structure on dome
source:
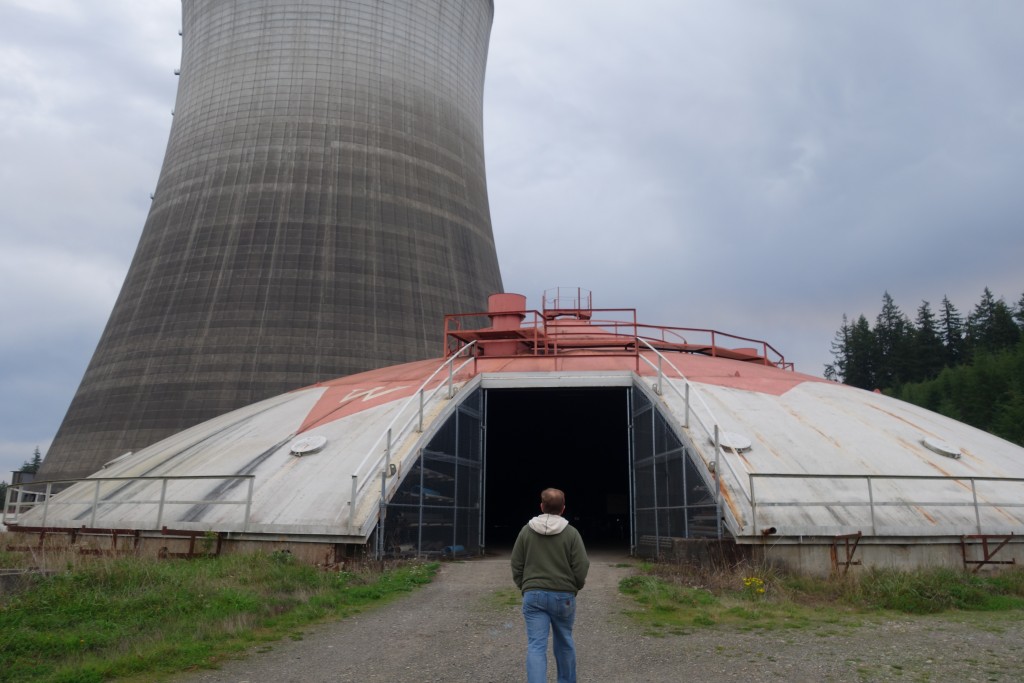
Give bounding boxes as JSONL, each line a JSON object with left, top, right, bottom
{"left": 293, "top": 288, "right": 821, "bottom": 433}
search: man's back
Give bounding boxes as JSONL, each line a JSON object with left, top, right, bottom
{"left": 510, "top": 488, "right": 590, "bottom": 683}
{"left": 511, "top": 513, "right": 589, "bottom": 594}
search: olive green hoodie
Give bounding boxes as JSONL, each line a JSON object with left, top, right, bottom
{"left": 510, "top": 514, "right": 590, "bottom": 594}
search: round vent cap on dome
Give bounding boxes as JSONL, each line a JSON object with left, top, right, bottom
{"left": 922, "top": 436, "right": 961, "bottom": 459}
{"left": 713, "top": 431, "right": 753, "bottom": 452}
{"left": 290, "top": 435, "right": 328, "bottom": 456}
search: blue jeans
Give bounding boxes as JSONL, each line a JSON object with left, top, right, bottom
{"left": 522, "top": 589, "right": 577, "bottom": 683}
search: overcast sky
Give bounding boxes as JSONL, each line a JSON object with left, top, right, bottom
{"left": 1, "top": 1, "right": 1022, "bottom": 481}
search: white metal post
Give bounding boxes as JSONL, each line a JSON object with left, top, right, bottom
{"left": 378, "top": 470, "right": 387, "bottom": 559}
{"left": 42, "top": 482, "right": 54, "bottom": 527}
{"left": 243, "top": 476, "right": 254, "bottom": 532}
{"left": 157, "top": 478, "right": 168, "bottom": 529}
{"left": 349, "top": 475, "right": 358, "bottom": 533}
{"left": 656, "top": 356, "right": 663, "bottom": 395}
{"left": 417, "top": 390, "right": 424, "bottom": 432}
{"left": 971, "top": 479, "right": 981, "bottom": 534}
{"left": 866, "top": 477, "right": 877, "bottom": 535}
{"left": 684, "top": 383, "right": 691, "bottom": 429}
{"left": 749, "top": 474, "right": 757, "bottom": 535}
{"left": 89, "top": 480, "right": 100, "bottom": 527}
{"left": 713, "top": 425, "right": 721, "bottom": 501}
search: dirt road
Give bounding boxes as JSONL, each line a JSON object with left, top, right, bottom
{"left": 174, "top": 550, "right": 1024, "bottom": 682}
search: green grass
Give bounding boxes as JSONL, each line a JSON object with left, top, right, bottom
{"left": 618, "top": 563, "right": 1024, "bottom": 636}
{"left": 0, "top": 551, "right": 437, "bottom": 682}
{"left": 487, "top": 587, "right": 522, "bottom": 610}
{"left": 851, "top": 566, "right": 1024, "bottom": 613}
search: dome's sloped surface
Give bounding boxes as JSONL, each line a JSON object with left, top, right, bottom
{"left": 665, "top": 376, "right": 1024, "bottom": 539}
{"left": 16, "top": 358, "right": 468, "bottom": 537}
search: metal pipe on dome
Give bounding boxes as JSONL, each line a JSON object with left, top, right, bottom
{"left": 485, "top": 293, "right": 527, "bottom": 355}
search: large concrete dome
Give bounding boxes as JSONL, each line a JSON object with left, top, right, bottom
{"left": 11, "top": 292, "right": 1024, "bottom": 574}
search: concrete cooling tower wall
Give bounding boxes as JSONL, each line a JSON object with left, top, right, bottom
{"left": 41, "top": 0, "right": 503, "bottom": 480}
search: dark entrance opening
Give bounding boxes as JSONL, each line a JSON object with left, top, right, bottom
{"left": 484, "top": 387, "right": 630, "bottom": 550}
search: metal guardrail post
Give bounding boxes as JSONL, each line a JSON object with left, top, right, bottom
{"left": 378, "top": 470, "right": 388, "bottom": 560}
{"left": 386, "top": 428, "right": 392, "bottom": 471}
{"left": 42, "top": 482, "right": 54, "bottom": 527}
{"left": 750, "top": 474, "right": 757, "bottom": 535}
{"left": 243, "top": 477, "right": 254, "bottom": 532}
{"left": 714, "top": 427, "right": 723, "bottom": 538}
{"left": 417, "top": 392, "right": 424, "bottom": 432}
{"left": 157, "top": 478, "right": 168, "bottom": 529}
{"left": 971, "top": 479, "right": 981, "bottom": 534}
{"left": 684, "top": 383, "right": 690, "bottom": 429}
{"left": 656, "top": 356, "right": 663, "bottom": 395}
{"left": 89, "top": 480, "right": 100, "bottom": 527}
{"left": 350, "top": 475, "right": 358, "bottom": 533}
{"left": 866, "top": 477, "right": 876, "bottom": 535}
{"left": 713, "top": 425, "right": 721, "bottom": 502}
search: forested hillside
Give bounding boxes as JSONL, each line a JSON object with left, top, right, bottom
{"left": 825, "top": 287, "right": 1024, "bottom": 446}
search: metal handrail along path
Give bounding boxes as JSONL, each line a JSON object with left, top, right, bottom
{"left": 3, "top": 475, "right": 255, "bottom": 531}
{"left": 749, "top": 473, "right": 1024, "bottom": 536}
{"left": 636, "top": 338, "right": 753, "bottom": 510}
{"left": 347, "top": 341, "right": 479, "bottom": 532}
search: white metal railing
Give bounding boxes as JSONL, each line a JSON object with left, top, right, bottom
{"left": 2, "top": 475, "right": 255, "bottom": 531}
{"left": 347, "top": 341, "right": 478, "bottom": 532}
{"left": 637, "top": 338, "right": 752, "bottom": 509}
{"left": 749, "top": 473, "right": 1024, "bottom": 536}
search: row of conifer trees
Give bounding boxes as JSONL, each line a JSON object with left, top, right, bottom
{"left": 825, "top": 287, "right": 1024, "bottom": 445}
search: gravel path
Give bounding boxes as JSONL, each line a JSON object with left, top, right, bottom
{"left": 174, "top": 550, "right": 1024, "bottom": 682}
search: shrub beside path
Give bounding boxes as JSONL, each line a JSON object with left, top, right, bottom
{"left": 175, "top": 550, "right": 1024, "bottom": 682}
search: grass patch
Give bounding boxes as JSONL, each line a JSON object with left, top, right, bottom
{"left": 487, "top": 587, "right": 522, "bottom": 610}
{"left": 0, "top": 549, "right": 437, "bottom": 682}
{"left": 851, "top": 567, "right": 1024, "bottom": 614}
{"left": 618, "top": 561, "right": 1024, "bottom": 636}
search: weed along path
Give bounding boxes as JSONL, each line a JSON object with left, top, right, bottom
{"left": 175, "top": 551, "right": 1024, "bottom": 683}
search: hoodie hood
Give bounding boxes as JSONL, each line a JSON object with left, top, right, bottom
{"left": 528, "top": 514, "right": 569, "bottom": 535}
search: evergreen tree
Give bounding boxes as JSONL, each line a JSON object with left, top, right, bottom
{"left": 845, "top": 314, "right": 876, "bottom": 389}
{"left": 824, "top": 314, "right": 851, "bottom": 382}
{"left": 912, "top": 300, "right": 945, "bottom": 382}
{"left": 939, "top": 296, "right": 966, "bottom": 367}
{"left": 873, "top": 292, "right": 913, "bottom": 388}
{"left": 850, "top": 288, "right": 1024, "bottom": 446}
{"left": 992, "top": 298, "right": 1022, "bottom": 347}
{"left": 20, "top": 446, "right": 42, "bottom": 474}
{"left": 1015, "top": 291, "right": 1024, "bottom": 332}
{"left": 967, "top": 287, "right": 1019, "bottom": 354}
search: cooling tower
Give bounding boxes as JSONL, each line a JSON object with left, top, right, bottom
{"left": 40, "top": 0, "right": 503, "bottom": 480}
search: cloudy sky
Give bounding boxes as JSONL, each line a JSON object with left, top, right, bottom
{"left": 1, "top": 1, "right": 1022, "bottom": 481}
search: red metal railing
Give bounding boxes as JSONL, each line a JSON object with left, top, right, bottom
{"left": 443, "top": 305, "right": 793, "bottom": 371}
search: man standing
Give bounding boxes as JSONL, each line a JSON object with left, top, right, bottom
{"left": 511, "top": 488, "right": 590, "bottom": 683}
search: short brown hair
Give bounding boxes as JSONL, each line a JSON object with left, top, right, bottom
{"left": 540, "top": 488, "right": 565, "bottom": 515}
